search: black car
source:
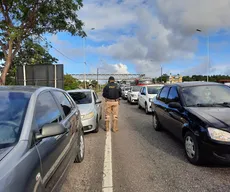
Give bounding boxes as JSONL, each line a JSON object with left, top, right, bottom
{"left": 152, "top": 82, "right": 230, "bottom": 165}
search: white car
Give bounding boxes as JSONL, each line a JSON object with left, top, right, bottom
{"left": 127, "top": 86, "right": 142, "bottom": 104}
{"left": 121, "top": 86, "right": 131, "bottom": 99}
{"left": 138, "top": 84, "right": 163, "bottom": 114}
{"left": 68, "top": 89, "right": 102, "bottom": 133}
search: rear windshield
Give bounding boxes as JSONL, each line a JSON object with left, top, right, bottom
{"left": 68, "top": 91, "right": 92, "bottom": 104}
{"left": 0, "top": 91, "right": 30, "bottom": 149}
{"left": 147, "top": 86, "right": 162, "bottom": 94}
{"left": 132, "top": 86, "right": 141, "bottom": 92}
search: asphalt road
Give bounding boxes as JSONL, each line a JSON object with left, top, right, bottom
{"left": 61, "top": 99, "right": 230, "bottom": 192}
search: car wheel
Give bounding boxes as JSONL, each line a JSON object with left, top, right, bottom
{"left": 184, "top": 131, "right": 203, "bottom": 165}
{"left": 93, "top": 117, "right": 99, "bottom": 133}
{"left": 152, "top": 113, "right": 161, "bottom": 131}
{"left": 145, "top": 103, "right": 149, "bottom": 114}
{"left": 74, "top": 129, "right": 85, "bottom": 163}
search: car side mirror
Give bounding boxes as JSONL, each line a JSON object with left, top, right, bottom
{"left": 168, "top": 102, "right": 183, "bottom": 111}
{"left": 96, "top": 99, "right": 102, "bottom": 104}
{"left": 35, "top": 123, "right": 67, "bottom": 140}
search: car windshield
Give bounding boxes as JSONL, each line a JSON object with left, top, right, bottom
{"left": 68, "top": 91, "right": 92, "bottom": 104}
{"left": 132, "top": 86, "right": 141, "bottom": 92}
{"left": 147, "top": 86, "right": 162, "bottom": 94}
{"left": 0, "top": 91, "right": 30, "bottom": 149}
{"left": 181, "top": 85, "right": 230, "bottom": 107}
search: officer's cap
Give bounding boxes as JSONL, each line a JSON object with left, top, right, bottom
{"left": 108, "top": 76, "right": 115, "bottom": 82}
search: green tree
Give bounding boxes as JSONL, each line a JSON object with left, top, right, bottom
{"left": 64, "top": 74, "right": 80, "bottom": 90}
{"left": 0, "top": 38, "right": 58, "bottom": 85}
{"left": 157, "top": 73, "right": 169, "bottom": 83}
{"left": 0, "top": 0, "right": 86, "bottom": 85}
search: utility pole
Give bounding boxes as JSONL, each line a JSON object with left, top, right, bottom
{"left": 83, "top": 37, "right": 86, "bottom": 89}
{"left": 97, "top": 68, "right": 99, "bottom": 92}
{"left": 160, "top": 65, "right": 162, "bottom": 83}
{"left": 196, "top": 29, "right": 210, "bottom": 82}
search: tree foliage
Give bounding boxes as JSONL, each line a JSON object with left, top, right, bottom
{"left": 182, "top": 75, "right": 230, "bottom": 82}
{"left": 0, "top": 0, "right": 86, "bottom": 84}
{"left": 64, "top": 74, "right": 80, "bottom": 90}
{"left": 0, "top": 38, "right": 58, "bottom": 85}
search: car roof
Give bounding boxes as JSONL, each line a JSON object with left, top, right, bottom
{"left": 143, "top": 84, "right": 164, "bottom": 87}
{"left": 67, "top": 89, "right": 93, "bottom": 93}
{"left": 0, "top": 86, "right": 40, "bottom": 92}
{"left": 0, "top": 85, "right": 64, "bottom": 93}
{"left": 167, "top": 82, "right": 221, "bottom": 88}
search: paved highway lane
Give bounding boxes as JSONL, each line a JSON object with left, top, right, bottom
{"left": 60, "top": 124, "right": 105, "bottom": 192}
{"left": 62, "top": 99, "right": 230, "bottom": 192}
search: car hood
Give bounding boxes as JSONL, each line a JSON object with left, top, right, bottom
{"left": 77, "top": 103, "right": 94, "bottom": 115}
{"left": 186, "top": 107, "right": 230, "bottom": 128}
{"left": 0, "top": 146, "right": 14, "bottom": 161}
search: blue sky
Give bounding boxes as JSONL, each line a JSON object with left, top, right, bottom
{"left": 45, "top": 0, "right": 230, "bottom": 78}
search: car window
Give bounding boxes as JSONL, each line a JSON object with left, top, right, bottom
{"left": 142, "top": 87, "right": 146, "bottom": 94}
{"left": 94, "top": 92, "right": 99, "bottom": 100}
{"left": 132, "top": 86, "right": 141, "bottom": 92}
{"left": 53, "top": 91, "right": 73, "bottom": 117}
{"left": 168, "top": 87, "right": 180, "bottom": 103}
{"left": 139, "top": 87, "right": 143, "bottom": 93}
{"left": 68, "top": 91, "right": 92, "bottom": 104}
{"left": 35, "top": 91, "right": 62, "bottom": 130}
{"left": 0, "top": 91, "right": 31, "bottom": 148}
{"left": 181, "top": 85, "right": 230, "bottom": 107}
{"left": 159, "top": 86, "right": 170, "bottom": 103}
{"left": 93, "top": 92, "right": 97, "bottom": 103}
{"left": 147, "top": 86, "right": 162, "bottom": 94}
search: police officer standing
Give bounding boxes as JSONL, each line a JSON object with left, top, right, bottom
{"left": 103, "top": 76, "right": 122, "bottom": 132}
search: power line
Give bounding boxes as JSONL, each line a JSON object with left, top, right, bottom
{"left": 38, "top": 35, "right": 84, "bottom": 64}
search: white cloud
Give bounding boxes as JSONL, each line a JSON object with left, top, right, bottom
{"left": 90, "top": 62, "right": 129, "bottom": 74}
{"left": 49, "top": 0, "right": 230, "bottom": 76}
{"left": 155, "top": 0, "right": 230, "bottom": 34}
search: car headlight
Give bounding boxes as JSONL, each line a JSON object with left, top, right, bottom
{"left": 149, "top": 98, "right": 153, "bottom": 102}
{"left": 207, "top": 127, "right": 230, "bottom": 142}
{"left": 131, "top": 94, "right": 135, "bottom": 97}
{"left": 81, "top": 112, "right": 94, "bottom": 120}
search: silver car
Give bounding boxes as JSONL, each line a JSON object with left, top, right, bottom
{"left": 127, "top": 86, "right": 142, "bottom": 104}
{"left": 0, "top": 86, "right": 84, "bottom": 192}
{"left": 122, "top": 86, "right": 131, "bottom": 99}
{"left": 68, "top": 89, "right": 102, "bottom": 133}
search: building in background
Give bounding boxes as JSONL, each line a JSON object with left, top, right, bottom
{"left": 167, "top": 74, "right": 183, "bottom": 83}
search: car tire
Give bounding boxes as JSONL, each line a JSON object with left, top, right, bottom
{"left": 145, "top": 103, "right": 149, "bottom": 114}
{"left": 74, "top": 129, "right": 85, "bottom": 163}
{"left": 152, "top": 113, "right": 161, "bottom": 131}
{"left": 184, "top": 131, "right": 204, "bottom": 165}
{"left": 93, "top": 117, "right": 99, "bottom": 133}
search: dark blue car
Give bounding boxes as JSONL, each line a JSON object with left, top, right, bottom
{"left": 152, "top": 82, "right": 230, "bottom": 165}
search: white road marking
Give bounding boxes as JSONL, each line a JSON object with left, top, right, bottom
{"left": 102, "top": 129, "right": 113, "bottom": 192}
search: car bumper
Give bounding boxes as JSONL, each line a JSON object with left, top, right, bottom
{"left": 201, "top": 140, "right": 230, "bottom": 163}
{"left": 130, "top": 97, "right": 138, "bottom": 103}
{"left": 82, "top": 116, "right": 96, "bottom": 133}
